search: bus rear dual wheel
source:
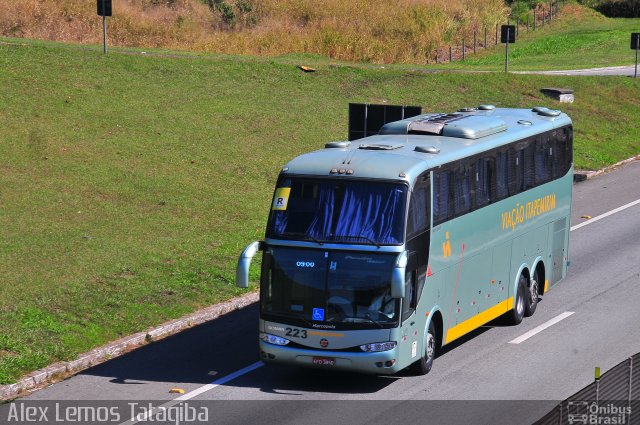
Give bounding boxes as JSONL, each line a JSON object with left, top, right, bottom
{"left": 509, "top": 273, "right": 539, "bottom": 325}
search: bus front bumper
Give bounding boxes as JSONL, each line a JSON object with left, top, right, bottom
{"left": 259, "top": 340, "right": 402, "bottom": 374}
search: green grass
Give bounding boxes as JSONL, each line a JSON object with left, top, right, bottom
{"left": 440, "top": 5, "right": 640, "bottom": 70}
{"left": 0, "top": 36, "right": 639, "bottom": 385}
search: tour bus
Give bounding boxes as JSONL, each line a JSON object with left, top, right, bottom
{"left": 236, "top": 105, "right": 573, "bottom": 375}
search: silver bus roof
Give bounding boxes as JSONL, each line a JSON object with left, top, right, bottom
{"left": 281, "top": 107, "right": 572, "bottom": 183}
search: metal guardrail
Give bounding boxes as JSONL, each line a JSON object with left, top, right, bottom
{"left": 534, "top": 352, "right": 640, "bottom": 425}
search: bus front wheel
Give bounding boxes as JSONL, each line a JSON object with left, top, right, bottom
{"left": 411, "top": 320, "right": 436, "bottom": 375}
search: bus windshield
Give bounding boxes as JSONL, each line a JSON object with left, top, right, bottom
{"left": 266, "top": 178, "right": 407, "bottom": 246}
{"left": 260, "top": 247, "right": 399, "bottom": 328}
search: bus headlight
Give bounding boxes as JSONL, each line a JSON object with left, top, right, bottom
{"left": 359, "top": 341, "right": 397, "bottom": 352}
{"left": 260, "top": 333, "right": 290, "bottom": 346}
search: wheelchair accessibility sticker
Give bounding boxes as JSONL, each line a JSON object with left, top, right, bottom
{"left": 312, "top": 308, "right": 325, "bottom": 321}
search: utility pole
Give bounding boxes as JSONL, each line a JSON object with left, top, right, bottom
{"left": 632, "top": 33, "right": 640, "bottom": 78}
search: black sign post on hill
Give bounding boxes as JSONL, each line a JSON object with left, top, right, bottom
{"left": 501, "top": 25, "right": 516, "bottom": 73}
{"left": 632, "top": 33, "right": 640, "bottom": 79}
{"left": 97, "top": 0, "right": 112, "bottom": 53}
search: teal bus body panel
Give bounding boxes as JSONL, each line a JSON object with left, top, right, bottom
{"left": 430, "top": 168, "right": 572, "bottom": 345}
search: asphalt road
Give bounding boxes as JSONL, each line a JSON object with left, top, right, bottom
{"left": 515, "top": 65, "right": 639, "bottom": 77}
{"left": 5, "top": 161, "right": 640, "bottom": 425}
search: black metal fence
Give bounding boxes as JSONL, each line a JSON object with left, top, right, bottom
{"left": 434, "top": 0, "right": 562, "bottom": 63}
{"left": 534, "top": 352, "right": 640, "bottom": 425}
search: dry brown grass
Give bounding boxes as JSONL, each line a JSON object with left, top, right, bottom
{"left": 0, "top": 0, "right": 508, "bottom": 63}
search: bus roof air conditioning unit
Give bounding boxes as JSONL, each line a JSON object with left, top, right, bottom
{"left": 382, "top": 113, "right": 507, "bottom": 139}
{"left": 441, "top": 116, "right": 507, "bottom": 139}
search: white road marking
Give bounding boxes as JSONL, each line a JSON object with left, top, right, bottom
{"left": 509, "top": 312, "right": 574, "bottom": 344}
{"left": 570, "top": 198, "right": 640, "bottom": 232}
{"left": 118, "top": 361, "right": 263, "bottom": 425}
{"left": 175, "top": 361, "right": 263, "bottom": 401}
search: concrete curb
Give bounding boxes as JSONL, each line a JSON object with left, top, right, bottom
{"left": 574, "top": 155, "right": 640, "bottom": 182}
{"left": 0, "top": 291, "right": 259, "bottom": 401}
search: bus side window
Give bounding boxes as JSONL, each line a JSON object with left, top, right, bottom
{"left": 535, "top": 134, "right": 552, "bottom": 185}
{"left": 454, "top": 166, "right": 472, "bottom": 216}
{"left": 475, "top": 157, "right": 493, "bottom": 207}
{"left": 555, "top": 127, "right": 573, "bottom": 178}
{"left": 495, "top": 150, "right": 509, "bottom": 201}
{"left": 509, "top": 148, "right": 524, "bottom": 195}
{"left": 552, "top": 130, "right": 562, "bottom": 179}
{"left": 523, "top": 141, "right": 536, "bottom": 190}
{"left": 433, "top": 171, "right": 451, "bottom": 225}
{"left": 407, "top": 180, "right": 430, "bottom": 239}
{"left": 566, "top": 127, "right": 573, "bottom": 170}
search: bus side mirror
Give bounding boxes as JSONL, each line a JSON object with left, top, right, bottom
{"left": 236, "top": 241, "right": 262, "bottom": 288}
{"left": 391, "top": 251, "right": 408, "bottom": 298}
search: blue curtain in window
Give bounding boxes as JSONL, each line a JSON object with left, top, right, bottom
{"left": 410, "top": 188, "right": 428, "bottom": 234}
{"left": 272, "top": 183, "right": 335, "bottom": 237}
{"left": 273, "top": 210, "right": 288, "bottom": 235}
{"left": 333, "top": 185, "right": 404, "bottom": 244}
{"left": 306, "top": 187, "right": 335, "bottom": 239}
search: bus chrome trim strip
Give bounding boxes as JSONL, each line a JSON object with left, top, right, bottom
{"left": 445, "top": 297, "right": 514, "bottom": 344}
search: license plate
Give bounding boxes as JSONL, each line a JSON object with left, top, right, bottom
{"left": 312, "top": 356, "right": 336, "bottom": 366}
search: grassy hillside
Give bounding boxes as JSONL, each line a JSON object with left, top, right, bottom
{"left": 3, "top": 1, "right": 638, "bottom": 68}
{"left": 0, "top": 38, "right": 639, "bottom": 384}
{"left": 0, "top": 0, "right": 508, "bottom": 63}
{"left": 450, "top": 4, "right": 640, "bottom": 69}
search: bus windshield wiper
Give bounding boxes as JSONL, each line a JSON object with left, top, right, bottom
{"left": 281, "top": 232, "right": 324, "bottom": 245}
{"left": 364, "top": 312, "right": 384, "bottom": 328}
{"left": 275, "top": 311, "right": 315, "bottom": 328}
{"left": 335, "top": 235, "right": 381, "bottom": 248}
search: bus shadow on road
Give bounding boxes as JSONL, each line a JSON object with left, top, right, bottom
{"left": 81, "top": 303, "right": 261, "bottom": 387}
{"left": 435, "top": 316, "right": 515, "bottom": 358}
{"left": 233, "top": 364, "right": 400, "bottom": 395}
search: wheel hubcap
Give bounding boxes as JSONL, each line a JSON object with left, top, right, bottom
{"left": 530, "top": 279, "right": 538, "bottom": 306}
{"left": 516, "top": 287, "right": 524, "bottom": 316}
